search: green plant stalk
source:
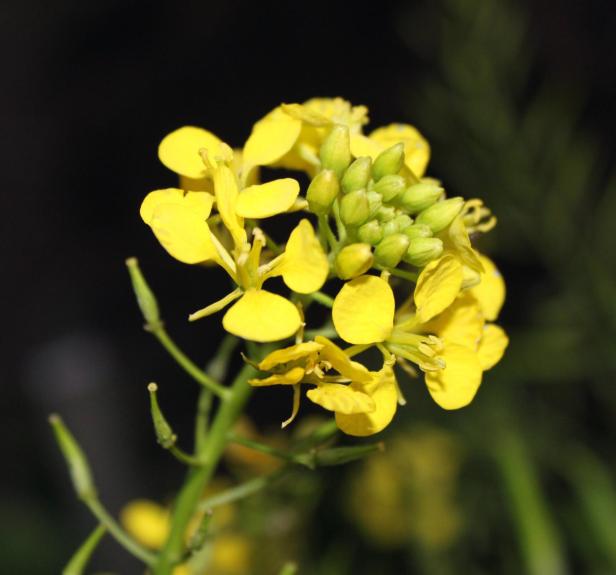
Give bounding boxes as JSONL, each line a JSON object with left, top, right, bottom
{"left": 494, "top": 431, "right": 567, "bottom": 575}
{"left": 153, "top": 362, "right": 256, "bottom": 575}
{"left": 84, "top": 498, "right": 155, "bottom": 565}
{"left": 62, "top": 524, "right": 106, "bottom": 575}
{"left": 151, "top": 327, "right": 230, "bottom": 399}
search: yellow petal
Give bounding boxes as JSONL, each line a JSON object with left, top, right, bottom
{"left": 335, "top": 365, "right": 398, "bottom": 436}
{"left": 445, "top": 216, "right": 483, "bottom": 272}
{"left": 149, "top": 203, "right": 219, "bottom": 264}
{"left": 477, "top": 324, "right": 508, "bottom": 370}
{"left": 470, "top": 254, "right": 506, "bottom": 321}
{"left": 315, "top": 336, "right": 372, "bottom": 383}
{"left": 120, "top": 500, "right": 169, "bottom": 549}
{"left": 281, "top": 102, "right": 331, "bottom": 126}
{"left": 258, "top": 341, "right": 324, "bottom": 371}
{"left": 349, "top": 133, "right": 383, "bottom": 160}
{"left": 158, "top": 126, "right": 221, "bottom": 179}
{"left": 332, "top": 275, "right": 395, "bottom": 344}
{"left": 425, "top": 344, "right": 483, "bottom": 410}
{"left": 422, "top": 293, "right": 484, "bottom": 348}
{"left": 243, "top": 113, "right": 302, "bottom": 168}
{"left": 369, "top": 124, "right": 430, "bottom": 178}
{"left": 277, "top": 219, "right": 328, "bottom": 294}
{"left": 140, "top": 188, "right": 214, "bottom": 225}
{"left": 222, "top": 290, "right": 301, "bottom": 342}
{"left": 213, "top": 164, "right": 246, "bottom": 247}
{"left": 249, "top": 367, "right": 305, "bottom": 386}
{"left": 414, "top": 255, "right": 464, "bottom": 323}
{"left": 235, "top": 178, "right": 300, "bottom": 218}
{"left": 307, "top": 384, "right": 375, "bottom": 414}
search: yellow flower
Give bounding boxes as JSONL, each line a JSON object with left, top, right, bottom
{"left": 243, "top": 97, "right": 369, "bottom": 176}
{"left": 331, "top": 255, "right": 508, "bottom": 410}
{"left": 141, "top": 135, "right": 328, "bottom": 342}
{"left": 248, "top": 336, "right": 397, "bottom": 436}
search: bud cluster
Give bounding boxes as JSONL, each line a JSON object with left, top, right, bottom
{"left": 308, "top": 124, "right": 465, "bottom": 280}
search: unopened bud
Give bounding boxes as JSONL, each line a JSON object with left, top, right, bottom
{"left": 147, "top": 383, "right": 177, "bottom": 449}
{"left": 320, "top": 124, "right": 351, "bottom": 178}
{"left": 49, "top": 414, "right": 96, "bottom": 500}
{"left": 383, "top": 214, "right": 413, "bottom": 237}
{"left": 401, "top": 223, "right": 433, "bottom": 240}
{"left": 340, "top": 189, "right": 370, "bottom": 227}
{"left": 376, "top": 205, "right": 396, "bottom": 222}
{"left": 374, "top": 233, "right": 410, "bottom": 268}
{"left": 357, "top": 220, "right": 384, "bottom": 245}
{"left": 399, "top": 182, "right": 443, "bottom": 214}
{"left": 126, "top": 258, "right": 161, "bottom": 330}
{"left": 335, "top": 243, "right": 374, "bottom": 279}
{"left": 373, "top": 174, "right": 407, "bottom": 202}
{"left": 415, "top": 197, "right": 464, "bottom": 233}
{"left": 404, "top": 237, "right": 444, "bottom": 267}
{"left": 341, "top": 157, "right": 372, "bottom": 193}
{"left": 366, "top": 191, "right": 382, "bottom": 218}
{"left": 307, "top": 169, "right": 340, "bottom": 214}
{"left": 372, "top": 143, "right": 405, "bottom": 181}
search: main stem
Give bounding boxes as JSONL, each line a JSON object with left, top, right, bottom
{"left": 153, "top": 363, "right": 255, "bottom": 575}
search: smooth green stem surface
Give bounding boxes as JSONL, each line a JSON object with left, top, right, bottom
{"left": 378, "top": 266, "right": 418, "bottom": 282}
{"left": 169, "top": 445, "right": 203, "bottom": 467}
{"left": 84, "top": 498, "right": 155, "bottom": 565}
{"left": 153, "top": 363, "right": 256, "bottom": 575}
{"left": 310, "top": 291, "right": 335, "bottom": 308}
{"left": 318, "top": 214, "right": 339, "bottom": 251}
{"left": 228, "top": 434, "right": 306, "bottom": 466}
{"left": 198, "top": 469, "right": 288, "bottom": 513}
{"left": 494, "top": 431, "right": 567, "bottom": 575}
{"left": 151, "top": 327, "right": 229, "bottom": 399}
{"left": 194, "top": 388, "right": 213, "bottom": 453}
{"left": 63, "top": 524, "right": 106, "bottom": 575}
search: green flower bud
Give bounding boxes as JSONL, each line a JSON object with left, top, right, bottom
{"left": 374, "top": 233, "right": 410, "bottom": 268}
{"left": 404, "top": 237, "right": 444, "bottom": 267}
{"left": 357, "top": 220, "right": 384, "bottom": 245}
{"left": 415, "top": 197, "right": 464, "bottom": 233}
{"left": 49, "top": 414, "right": 96, "bottom": 500}
{"left": 366, "top": 191, "right": 382, "bottom": 218}
{"left": 383, "top": 214, "right": 413, "bottom": 237}
{"left": 307, "top": 169, "right": 340, "bottom": 214}
{"left": 341, "top": 156, "right": 372, "bottom": 193}
{"left": 373, "top": 174, "right": 407, "bottom": 203}
{"left": 376, "top": 205, "right": 396, "bottom": 222}
{"left": 320, "top": 124, "right": 351, "bottom": 178}
{"left": 148, "top": 383, "right": 177, "bottom": 449}
{"left": 372, "top": 143, "right": 405, "bottom": 181}
{"left": 335, "top": 243, "right": 374, "bottom": 279}
{"left": 340, "top": 189, "right": 370, "bottom": 227}
{"left": 126, "top": 257, "right": 161, "bottom": 330}
{"left": 401, "top": 223, "right": 433, "bottom": 240}
{"left": 399, "top": 182, "right": 443, "bottom": 214}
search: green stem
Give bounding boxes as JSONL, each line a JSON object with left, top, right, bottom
{"left": 153, "top": 363, "right": 256, "bottom": 575}
{"left": 198, "top": 469, "right": 288, "bottom": 513}
{"left": 63, "top": 524, "right": 106, "bottom": 575}
{"left": 169, "top": 445, "right": 204, "bottom": 467}
{"left": 194, "top": 388, "right": 213, "bottom": 454}
{"left": 84, "top": 498, "right": 156, "bottom": 566}
{"left": 227, "top": 433, "right": 307, "bottom": 466}
{"left": 318, "top": 214, "right": 339, "bottom": 251}
{"left": 151, "top": 327, "right": 229, "bottom": 399}
{"left": 310, "top": 291, "right": 335, "bottom": 308}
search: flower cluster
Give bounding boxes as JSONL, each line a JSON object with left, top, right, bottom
{"left": 141, "top": 97, "right": 508, "bottom": 436}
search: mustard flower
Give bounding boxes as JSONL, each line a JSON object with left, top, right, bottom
{"left": 141, "top": 132, "right": 328, "bottom": 342}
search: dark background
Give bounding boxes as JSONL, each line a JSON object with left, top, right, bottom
{"left": 2, "top": 1, "right": 616, "bottom": 573}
